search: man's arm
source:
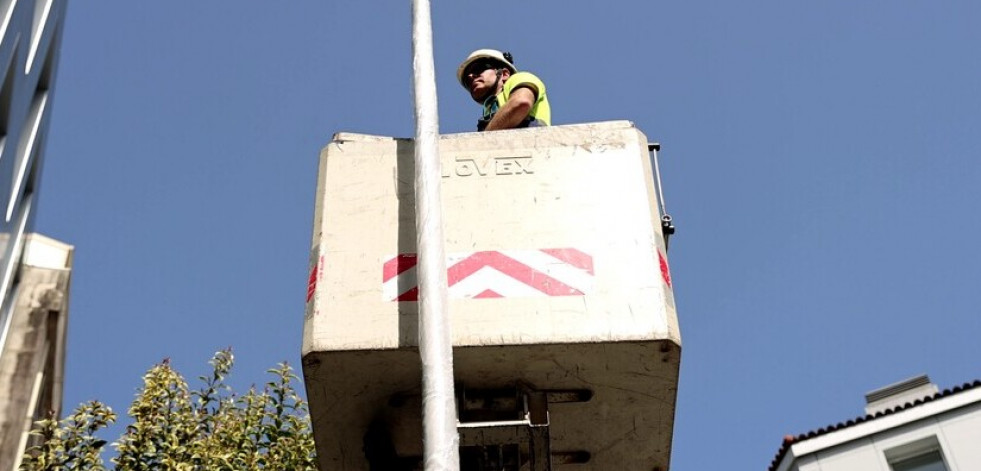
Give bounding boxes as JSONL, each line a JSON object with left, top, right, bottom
{"left": 483, "top": 86, "right": 536, "bottom": 131}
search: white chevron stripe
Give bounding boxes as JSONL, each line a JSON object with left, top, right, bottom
{"left": 384, "top": 249, "right": 594, "bottom": 300}
{"left": 382, "top": 265, "right": 417, "bottom": 300}
{"left": 501, "top": 250, "right": 594, "bottom": 294}
{"left": 448, "top": 266, "right": 547, "bottom": 298}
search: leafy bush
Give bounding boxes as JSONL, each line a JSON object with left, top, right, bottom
{"left": 21, "top": 350, "right": 317, "bottom": 471}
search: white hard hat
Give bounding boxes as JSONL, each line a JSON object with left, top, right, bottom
{"left": 457, "top": 49, "right": 516, "bottom": 88}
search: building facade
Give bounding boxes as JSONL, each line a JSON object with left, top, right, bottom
{"left": 0, "top": 1, "right": 69, "bottom": 469}
{"left": 770, "top": 375, "right": 981, "bottom": 471}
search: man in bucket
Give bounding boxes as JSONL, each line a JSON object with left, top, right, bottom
{"left": 457, "top": 49, "right": 551, "bottom": 131}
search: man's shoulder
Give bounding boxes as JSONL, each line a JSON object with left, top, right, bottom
{"left": 505, "top": 71, "right": 546, "bottom": 95}
{"left": 509, "top": 71, "right": 544, "bottom": 85}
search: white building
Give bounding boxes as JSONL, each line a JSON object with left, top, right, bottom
{"left": 770, "top": 375, "right": 981, "bottom": 471}
{"left": 0, "top": 1, "right": 70, "bottom": 470}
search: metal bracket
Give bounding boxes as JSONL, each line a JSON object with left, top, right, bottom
{"left": 648, "top": 142, "right": 676, "bottom": 250}
{"left": 457, "top": 385, "right": 591, "bottom": 470}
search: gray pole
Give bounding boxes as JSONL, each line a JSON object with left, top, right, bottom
{"left": 410, "top": 0, "right": 460, "bottom": 470}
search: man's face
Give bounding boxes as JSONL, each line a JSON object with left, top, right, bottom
{"left": 464, "top": 61, "right": 507, "bottom": 101}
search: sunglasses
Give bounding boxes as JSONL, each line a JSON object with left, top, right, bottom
{"left": 464, "top": 61, "right": 499, "bottom": 78}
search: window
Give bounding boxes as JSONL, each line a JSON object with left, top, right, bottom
{"left": 891, "top": 450, "right": 947, "bottom": 471}
{"left": 885, "top": 436, "right": 949, "bottom": 471}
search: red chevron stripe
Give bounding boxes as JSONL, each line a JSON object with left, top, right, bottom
{"left": 383, "top": 254, "right": 417, "bottom": 282}
{"left": 306, "top": 263, "right": 317, "bottom": 303}
{"left": 396, "top": 286, "right": 419, "bottom": 302}
{"left": 658, "top": 251, "right": 672, "bottom": 288}
{"left": 473, "top": 289, "right": 502, "bottom": 299}
{"left": 447, "top": 251, "right": 583, "bottom": 296}
{"left": 540, "top": 248, "right": 594, "bottom": 275}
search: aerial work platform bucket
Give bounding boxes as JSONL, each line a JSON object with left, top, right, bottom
{"left": 302, "top": 121, "right": 681, "bottom": 470}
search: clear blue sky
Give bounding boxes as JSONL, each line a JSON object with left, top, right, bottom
{"left": 39, "top": 2, "right": 981, "bottom": 469}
